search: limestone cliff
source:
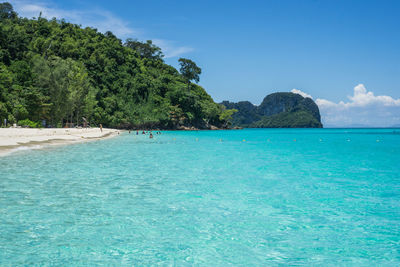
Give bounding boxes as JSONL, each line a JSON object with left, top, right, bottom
{"left": 221, "top": 92, "right": 323, "bottom": 128}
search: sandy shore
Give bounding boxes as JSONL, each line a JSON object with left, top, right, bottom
{"left": 0, "top": 128, "right": 121, "bottom": 156}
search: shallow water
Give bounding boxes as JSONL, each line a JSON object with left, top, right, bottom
{"left": 1, "top": 129, "right": 400, "bottom": 265}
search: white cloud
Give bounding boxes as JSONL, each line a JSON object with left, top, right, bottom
{"left": 9, "top": 0, "right": 194, "bottom": 58}
{"left": 153, "top": 39, "right": 194, "bottom": 59}
{"left": 290, "top": 85, "right": 400, "bottom": 127}
{"left": 10, "top": 0, "right": 135, "bottom": 38}
{"left": 316, "top": 84, "right": 400, "bottom": 110}
{"left": 315, "top": 84, "right": 400, "bottom": 127}
{"left": 291, "top": 89, "right": 313, "bottom": 99}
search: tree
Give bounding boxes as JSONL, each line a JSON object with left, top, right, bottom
{"left": 219, "top": 108, "right": 238, "bottom": 128}
{"left": 33, "top": 56, "right": 70, "bottom": 126}
{"left": 124, "top": 39, "right": 163, "bottom": 60}
{"left": 32, "top": 56, "right": 93, "bottom": 126}
{"left": 0, "top": 2, "right": 17, "bottom": 20}
{"left": 178, "top": 58, "right": 201, "bottom": 90}
{"left": 0, "top": 63, "right": 11, "bottom": 123}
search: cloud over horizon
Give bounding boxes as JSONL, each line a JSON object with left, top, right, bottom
{"left": 291, "top": 85, "right": 400, "bottom": 127}
{"left": 9, "top": 0, "right": 193, "bottom": 58}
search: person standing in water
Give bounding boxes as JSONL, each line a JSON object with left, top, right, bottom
{"left": 149, "top": 132, "right": 153, "bottom": 139}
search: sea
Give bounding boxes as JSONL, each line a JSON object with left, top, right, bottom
{"left": 1, "top": 128, "right": 399, "bottom": 265}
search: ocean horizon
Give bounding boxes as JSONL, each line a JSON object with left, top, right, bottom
{"left": 1, "top": 128, "right": 399, "bottom": 265}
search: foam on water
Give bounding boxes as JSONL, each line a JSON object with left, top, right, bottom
{"left": 1, "top": 144, "right": 45, "bottom": 157}
{"left": 1, "top": 129, "right": 399, "bottom": 265}
{"left": 11, "top": 144, "right": 44, "bottom": 152}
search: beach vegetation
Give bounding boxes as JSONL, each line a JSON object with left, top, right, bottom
{"left": 219, "top": 108, "right": 238, "bottom": 127}
{"left": 17, "top": 118, "right": 41, "bottom": 128}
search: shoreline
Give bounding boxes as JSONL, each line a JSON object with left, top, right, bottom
{"left": 0, "top": 128, "right": 121, "bottom": 157}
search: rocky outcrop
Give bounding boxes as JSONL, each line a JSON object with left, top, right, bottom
{"left": 220, "top": 101, "right": 260, "bottom": 126}
{"left": 221, "top": 92, "right": 323, "bottom": 128}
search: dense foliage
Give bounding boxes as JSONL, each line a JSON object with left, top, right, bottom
{"left": 221, "top": 92, "right": 323, "bottom": 128}
{"left": 0, "top": 2, "right": 229, "bottom": 129}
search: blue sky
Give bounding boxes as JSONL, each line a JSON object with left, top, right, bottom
{"left": 9, "top": 0, "right": 400, "bottom": 127}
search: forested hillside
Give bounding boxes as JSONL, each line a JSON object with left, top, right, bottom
{"left": 221, "top": 92, "right": 323, "bottom": 128}
{"left": 0, "top": 2, "right": 232, "bottom": 129}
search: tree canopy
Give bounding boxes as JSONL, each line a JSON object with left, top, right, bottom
{"left": 0, "top": 2, "right": 16, "bottom": 19}
{"left": 178, "top": 58, "right": 201, "bottom": 89}
{"left": 124, "top": 39, "right": 164, "bottom": 60}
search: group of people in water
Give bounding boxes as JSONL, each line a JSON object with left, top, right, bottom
{"left": 128, "top": 130, "right": 162, "bottom": 139}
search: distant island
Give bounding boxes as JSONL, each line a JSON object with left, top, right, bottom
{"left": 221, "top": 92, "right": 323, "bottom": 128}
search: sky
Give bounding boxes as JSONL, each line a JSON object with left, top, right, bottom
{"left": 8, "top": 0, "right": 400, "bottom": 127}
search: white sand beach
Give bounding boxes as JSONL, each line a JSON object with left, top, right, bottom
{"left": 0, "top": 128, "right": 120, "bottom": 156}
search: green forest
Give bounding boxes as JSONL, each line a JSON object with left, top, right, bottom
{"left": 0, "top": 2, "right": 234, "bottom": 129}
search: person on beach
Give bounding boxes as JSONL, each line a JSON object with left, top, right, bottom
{"left": 100, "top": 124, "right": 103, "bottom": 132}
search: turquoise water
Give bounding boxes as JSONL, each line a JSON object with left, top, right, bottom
{"left": 1, "top": 129, "right": 400, "bottom": 265}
